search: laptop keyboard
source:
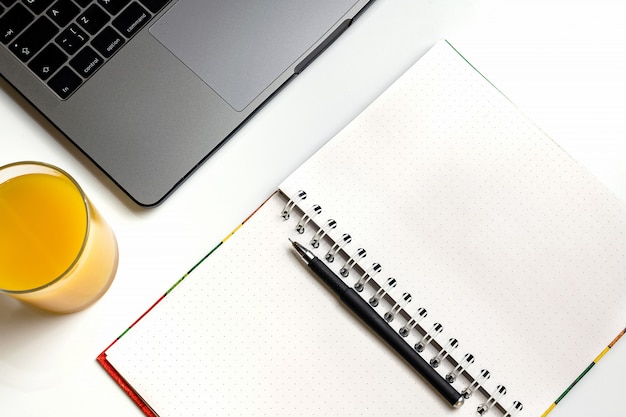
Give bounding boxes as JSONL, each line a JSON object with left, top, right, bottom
{"left": 0, "top": 0, "right": 172, "bottom": 99}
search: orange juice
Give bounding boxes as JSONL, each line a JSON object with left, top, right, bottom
{"left": 0, "top": 162, "right": 118, "bottom": 313}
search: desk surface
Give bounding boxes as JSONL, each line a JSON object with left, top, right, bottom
{"left": 1, "top": 1, "right": 625, "bottom": 416}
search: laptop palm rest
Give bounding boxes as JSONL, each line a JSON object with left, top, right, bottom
{"left": 149, "top": 0, "right": 359, "bottom": 111}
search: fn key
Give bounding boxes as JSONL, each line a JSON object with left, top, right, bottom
{"left": 48, "top": 67, "right": 82, "bottom": 99}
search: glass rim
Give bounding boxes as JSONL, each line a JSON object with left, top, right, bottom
{"left": 0, "top": 161, "right": 91, "bottom": 294}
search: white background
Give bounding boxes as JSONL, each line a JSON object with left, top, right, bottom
{"left": 1, "top": 1, "right": 624, "bottom": 416}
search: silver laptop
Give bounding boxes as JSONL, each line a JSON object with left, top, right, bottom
{"left": 0, "top": 0, "right": 374, "bottom": 206}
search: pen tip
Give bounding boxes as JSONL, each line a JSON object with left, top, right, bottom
{"left": 289, "top": 238, "right": 302, "bottom": 252}
{"left": 290, "top": 239, "right": 314, "bottom": 262}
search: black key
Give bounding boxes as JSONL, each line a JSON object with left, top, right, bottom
{"left": 0, "top": 0, "right": 17, "bottom": 7}
{"left": 69, "top": 45, "right": 102, "bottom": 77}
{"left": 112, "top": 2, "right": 148, "bottom": 38}
{"left": 55, "top": 23, "right": 87, "bottom": 54}
{"left": 0, "top": 4, "right": 34, "bottom": 44}
{"left": 28, "top": 42, "right": 67, "bottom": 80}
{"left": 72, "top": 0, "right": 92, "bottom": 7}
{"left": 77, "top": 4, "right": 109, "bottom": 35}
{"left": 97, "top": 0, "right": 126, "bottom": 15}
{"left": 9, "top": 16, "right": 58, "bottom": 62}
{"left": 0, "top": 5, "right": 5, "bottom": 13}
{"left": 47, "top": 0, "right": 80, "bottom": 27}
{"left": 91, "top": 25, "right": 123, "bottom": 58}
{"left": 47, "top": 65, "right": 81, "bottom": 98}
{"left": 22, "top": 0, "right": 52, "bottom": 14}
{"left": 137, "top": 0, "right": 169, "bottom": 14}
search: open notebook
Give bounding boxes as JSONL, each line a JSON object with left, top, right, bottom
{"left": 98, "top": 41, "right": 626, "bottom": 417}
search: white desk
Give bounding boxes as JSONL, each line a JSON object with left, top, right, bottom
{"left": 1, "top": 1, "right": 624, "bottom": 416}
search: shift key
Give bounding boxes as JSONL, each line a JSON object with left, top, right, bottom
{"left": 9, "top": 16, "right": 58, "bottom": 62}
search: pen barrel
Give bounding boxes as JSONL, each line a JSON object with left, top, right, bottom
{"left": 309, "top": 257, "right": 350, "bottom": 294}
{"left": 307, "top": 255, "right": 463, "bottom": 407}
{"left": 340, "top": 287, "right": 463, "bottom": 407}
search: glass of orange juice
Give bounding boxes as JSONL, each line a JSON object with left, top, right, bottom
{"left": 0, "top": 161, "right": 118, "bottom": 313}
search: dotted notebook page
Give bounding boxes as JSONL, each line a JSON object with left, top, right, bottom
{"left": 105, "top": 194, "right": 460, "bottom": 416}
{"left": 104, "top": 40, "right": 626, "bottom": 417}
{"left": 279, "top": 40, "right": 626, "bottom": 416}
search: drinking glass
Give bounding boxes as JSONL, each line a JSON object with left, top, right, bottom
{"left": 0, "top": 161, "right": 118, "bottom": 313}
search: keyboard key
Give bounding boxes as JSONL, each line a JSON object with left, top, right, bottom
{"left": 48, "top": 66, "right": 81, "bottom": 98}
{"left": 0, "top": 4, "right": 34, "bottom": 44}
{"left": 69, "top": 45, "right": 102, "bottom": 77}
{"left": 137, "top": 0, "right": 169, "bottom": 14}
{"left": 9, "top": 16, "right": 58, "bottom": 62}
{"left": 97, "top": 0, "right": 127, "bottom": 15}
{"left": 91, "top": 25, "right": 124, "bottom": 58}
{"left": 22, "top": 0, "right": 51, "bottom": 14}
{"left": 56, "top": 23, "right": 88, "bottom": 54}
{"left": 112, "top": 2, "right": 149, "bottom": 38}
{"left": 4, "top": 0, "right": 172, "bottom": 98}
{"left": 47, "top": 0, "right": 80, "bottom": 27}
{"left": 28, "top": 43, "right": 67, "bottom": 80}
{"left": 77, "top": 4, "right": 110, "bottom": 35}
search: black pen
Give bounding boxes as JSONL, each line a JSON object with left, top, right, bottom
{"left": 290, "top": 239, "right": 464, "bottom": 408}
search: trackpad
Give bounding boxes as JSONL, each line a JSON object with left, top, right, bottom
{"left": 150, "top": 0, "right": 358, "bottom": 111}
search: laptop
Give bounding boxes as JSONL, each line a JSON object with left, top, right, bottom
{"left": 0, "top": 0, "right": 374, "bottom": 206}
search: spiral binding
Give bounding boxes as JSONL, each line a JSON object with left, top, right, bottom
{"left": 310, "top": 219, "right": 336, "bottom": 248}
{"left": 354, "top": 262, "right": 381, "bottom": 292}
{"left": 339, "top": 248, "right": 367, "bottom": 277}
{"left": 281, "top": 190, "right": 524, "bottom": 415}
{"left": 281, "top": 190, "right": 306, "bottom": 219}
{"left": 296, "top": 204, "right": 321, "bottom": 234}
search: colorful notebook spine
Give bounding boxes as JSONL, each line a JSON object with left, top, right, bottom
{"left": 541, "top": 328, "right": 626, "bottom": 417}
